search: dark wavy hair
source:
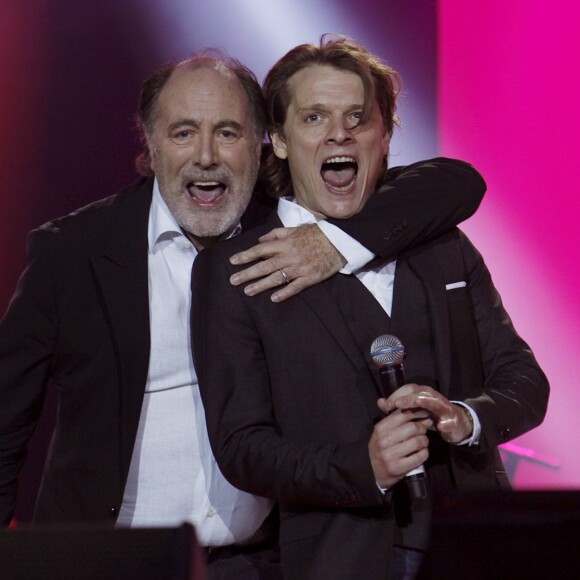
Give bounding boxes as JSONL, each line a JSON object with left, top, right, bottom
{"left": 261, "top": 35, "right": 401, "bottom": 198}
{"left": 135, "top": 50, "right": 267, "bottom": 176}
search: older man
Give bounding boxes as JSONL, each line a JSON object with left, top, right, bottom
{"left": 1, "top": 50, "right": 484, "bottom": 579}
{"left": 192, "top": 38, "right": 548, "bottom": 579}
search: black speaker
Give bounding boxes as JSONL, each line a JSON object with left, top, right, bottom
{"left": 0, "top": 523, "right": 204, "bottom": 580}
{"left": 419, "top": 490, "right": 580, "bottom": 580}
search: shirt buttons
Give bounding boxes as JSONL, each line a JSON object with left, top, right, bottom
{"left": 207, "top": 507, "right": 216, "bottom": 517}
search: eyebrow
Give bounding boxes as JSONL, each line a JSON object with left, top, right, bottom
{"left": 295, "top": 103, "right": 363, "bottom": 114}
{"left": 167, "top": 118, "right": 245, "bottom": 133}
{"left": 167, "top": 118, "right": 199, "bottom": 133}
{"left": 215, "top": 120, "right": 245, "bottom": 132}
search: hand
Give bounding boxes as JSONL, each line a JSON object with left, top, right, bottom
{"left": 229, "top": 224, "right": 346, "bottom": 302}
{"left": 383, "top": 384, "right": 473, "bottom": 444}
{"left": 369, "top": 408, "right": 431, "bottom": 489}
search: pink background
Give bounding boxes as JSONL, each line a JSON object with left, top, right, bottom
{"left": 439, "top": 1, "right": 580, "bottom": 487}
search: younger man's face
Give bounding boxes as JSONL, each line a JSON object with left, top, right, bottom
{"left": 272, "top": 64, "right": 390, "bottom": 220}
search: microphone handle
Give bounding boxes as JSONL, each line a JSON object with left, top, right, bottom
{"left": 377, "top": 365, "right": 405, "bottom": 398}
{"left": 378, "top": 365, "right": 428, "bottom": 501}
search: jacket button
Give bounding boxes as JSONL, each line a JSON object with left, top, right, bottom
{"left": 497, "top": 428, "right": 510, "bottom": 441}
{"left": 109, "top": 505, "right": 118, "bottom": 518}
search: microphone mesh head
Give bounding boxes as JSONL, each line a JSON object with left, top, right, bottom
{"left": 370, "top": 334, "right": 405, "bottom": 367}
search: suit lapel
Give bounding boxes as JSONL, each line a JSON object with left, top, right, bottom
{"left": 298, "top": 273, "right": 388, "bottom": 400}
{"left": 89, "top": 180, "right": 153, "bottom": 468}
{"left": 403, "top": 246, "right": 453, "bottom": 397}
{"left": 249, "top": 212, "right": 388, "bottom": 409}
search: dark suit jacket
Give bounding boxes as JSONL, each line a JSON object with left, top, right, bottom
{"left": 0, "top": 158, "right": 484, "bottom": 527}
{"left": 192, "top": 220, "right": 548, "bottom": 578}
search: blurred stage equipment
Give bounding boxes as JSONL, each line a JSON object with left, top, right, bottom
{"left": 499, "top": 442, "right": 561, "bottom": 482}
{"left": 0, "top": 523, "right": 204, "bottom": 579}
{"left": 419, "top": 490, "right": 580, "bottom": 579}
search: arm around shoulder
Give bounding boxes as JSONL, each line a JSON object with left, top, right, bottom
{"left": 327, "top": 157, "right": 486, "bottom": 261}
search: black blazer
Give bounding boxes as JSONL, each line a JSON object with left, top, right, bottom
{"left": 0, "top": 158, "right": 485, "bottom": 527}
{"left": 0, "top": 177, "right": 153, "bottom": 524}
{"left": 192, "top": 222, "right": 548, "bottom": 577}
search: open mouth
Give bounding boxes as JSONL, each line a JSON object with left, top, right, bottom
{"left": 321, "top": 156, "right": 358, "bottom": 192}
{"left": 187, "top": 181, "right": 227, "bottom": 205}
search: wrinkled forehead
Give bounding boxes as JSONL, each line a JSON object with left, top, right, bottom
{"left": 156, "top": 64, "right": 251, "bottom": 124}
{"left": 288, "top": 65, "right": 365, "bottom": 104}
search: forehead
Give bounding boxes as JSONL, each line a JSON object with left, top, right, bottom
{"left": 287, "top": 65, "right": 365, "bottom": 108}
{"left": 156, "top": 65, "right": 251, "bottom": 124}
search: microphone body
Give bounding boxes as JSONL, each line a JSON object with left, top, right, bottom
{"left": 370, "top": 335, "right": 428, "bottom": 500}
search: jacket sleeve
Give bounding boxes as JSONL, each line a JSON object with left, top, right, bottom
{"left": 457, "top": 231, "right": 549, "bottom": 451}
{"left": 0, "top": 227, "right": 59, "bottom": 525}
{"left": 191, "top": 247, "right": 385, "bottom": 509}
{"left": 327, "top": 157, "right": 486, "bottom": 260}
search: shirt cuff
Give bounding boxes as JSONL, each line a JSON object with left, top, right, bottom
{"left": 317, "top": 221, "right": 375, "bottom": 274}
{"left": 376, "top": 482, "right": 389, "bottom": 495}
{"left": 451, "top": 401, "right": 481, "bottom": 446}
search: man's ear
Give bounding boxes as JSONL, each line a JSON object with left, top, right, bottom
{"left": 271, "top": 132, "right": 288, "bottom": 160}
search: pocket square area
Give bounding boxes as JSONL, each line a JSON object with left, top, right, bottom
{"left": 446, "top": 281, "right": 467, "bottom": 290}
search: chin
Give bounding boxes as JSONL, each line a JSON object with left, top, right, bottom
{"left": 325, "top": 203, "right": 359, "bottom": 219}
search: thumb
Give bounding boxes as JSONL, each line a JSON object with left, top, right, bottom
{"left": 377, "top": 398, "right": 389, "bottom": 414}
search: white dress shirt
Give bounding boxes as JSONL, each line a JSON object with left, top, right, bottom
{"left": 278, "top": 197, "right": 396, "bottom": 313}
{"left": 117, "top": 181, "right": 273, "bottom": 546}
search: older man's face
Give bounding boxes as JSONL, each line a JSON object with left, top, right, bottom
{"left": 272, "top": 64, "right": 390, "bottom": 220}
{"left": 148, "top": 64, "right": 261, "bottom": 246}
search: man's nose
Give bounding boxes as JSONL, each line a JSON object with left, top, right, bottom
{"left": 325, "top": 117, "right": 354, "bottom": 145}
{"left": 193, "top": 132, "right": 218, "bottom": 168}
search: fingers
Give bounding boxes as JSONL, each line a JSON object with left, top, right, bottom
{"left": 269, "top": 278, "right": 309, "bottom": 303}
{"left": 230, "top": 228, "right": 295, "bottom": 267}
{"left": 369, "top": 410, "right": 430, "bottom": 489}
{"left": 229, "top": 258, "right": 291, "bottom": 297}
{"left": 257, "top": 228, "right": 293, "bottom": 243}
{"left": 377, "top": 398, "right": 431, "bottom": 421}
{"left": 228, "top": 224, "right": 345, "bottom": 302}
{"left": 233, "top": 270, "right": 309, "bottom": 303}
{"left": 229, "top": 234, "right": 295, "bottom": 294}
{"left": 383, "top": 383, "right": 428, "bottom": 409}
{"left": 384, "top": 384, "right": 446, "bottom": 415}
{"left": 382, "top": 386, "right": 473, "bottom": 444}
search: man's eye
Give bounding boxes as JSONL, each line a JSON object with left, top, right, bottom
{"left": 172, "top": 130, "right": 192, "bottom": 142}
{"left": 344, "top": 111, "right": 363, "bottom": 129}
{"left": 305, "top": 113, "right": 321, "bottom": 123}
{"left": 218, "top": 130, "right": 238, "bottom": 142}
{"left": 349, "top": 111, "right": 363, "bottom": 123}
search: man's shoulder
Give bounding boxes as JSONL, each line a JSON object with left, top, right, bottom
{"left": 205, "top": 220, "right": 278, "bottom": 262}
{"left": 193, "top": 222, "right": 276, "bottom": 297}
{"left": 399, "top": 227, "right": 476, "bottom": 259}
{"left": 34, "top": 176, "right": 153, "bottom": 241}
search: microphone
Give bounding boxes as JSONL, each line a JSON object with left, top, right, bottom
{"left": 370, "top": 334, "right": 428, "bottom": 500}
